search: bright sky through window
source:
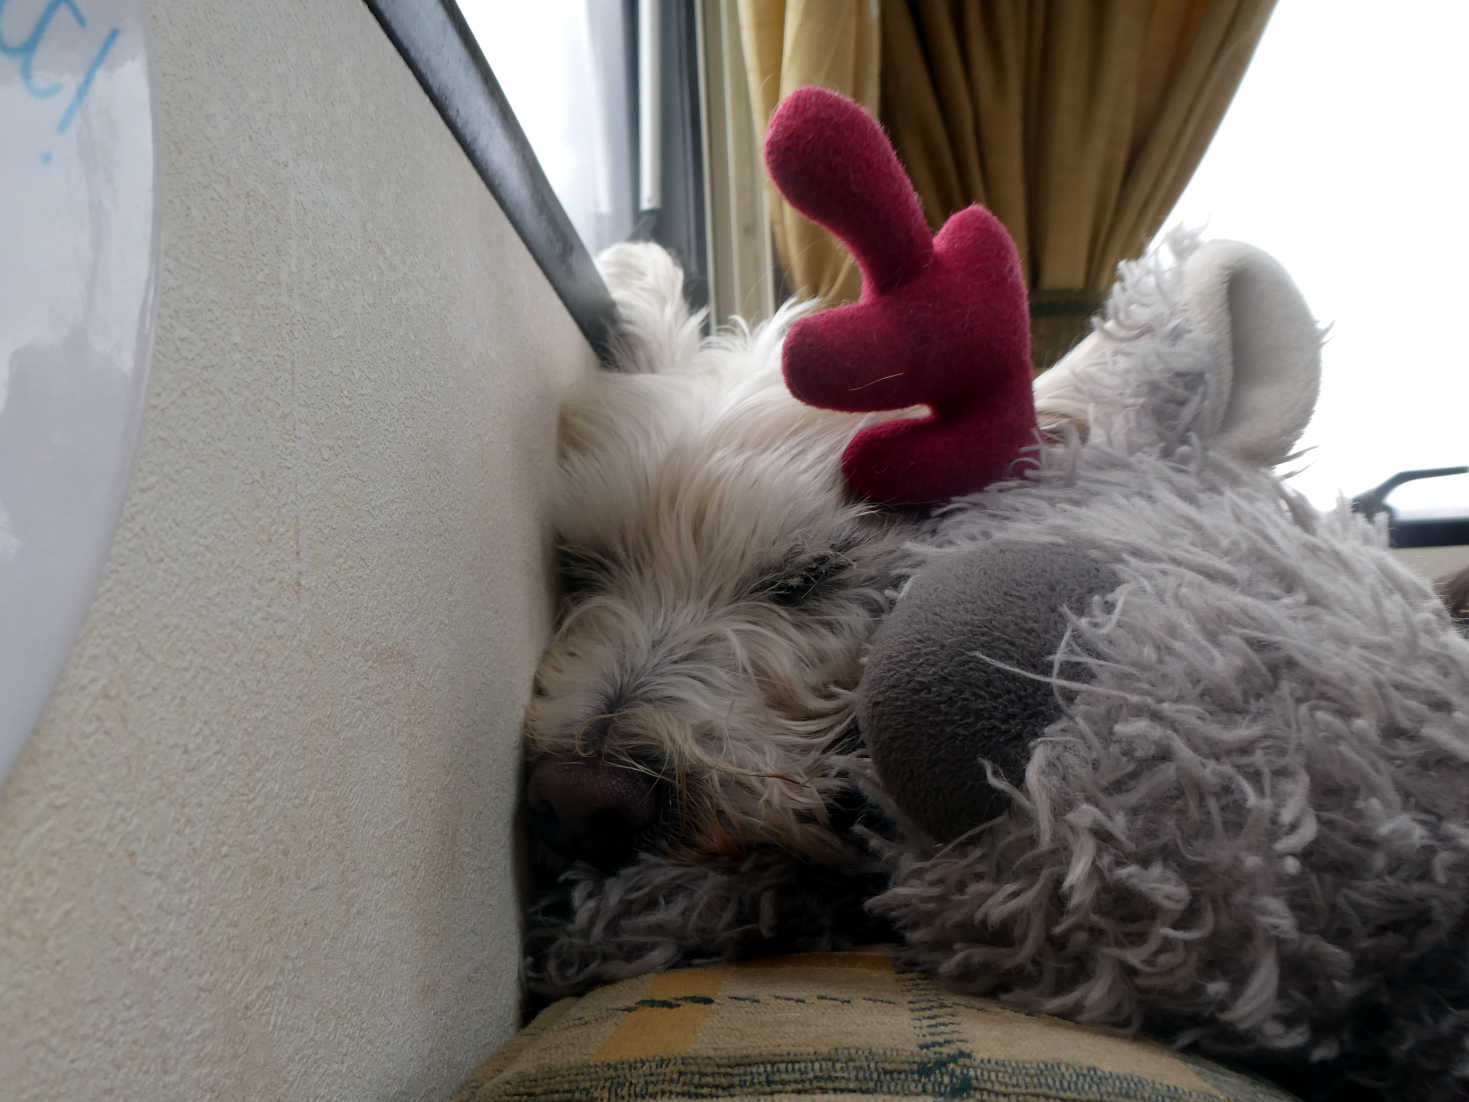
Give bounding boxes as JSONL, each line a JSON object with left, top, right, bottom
{"left": 460, "top": 1, "right": 634, "bottom": 255}
{"left": 1160, "top": 0, "right": 1469, "bottom": 514}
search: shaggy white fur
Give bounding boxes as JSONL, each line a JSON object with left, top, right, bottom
{"left": 527, "top": 243, "right": 926, "bottom": 868}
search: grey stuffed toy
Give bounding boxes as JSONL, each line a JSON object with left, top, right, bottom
{"left": 859, "top": 237, "right": 1469, "bottom": 1099}
{"left": 525, "top": 235, "right": 1469, "bottom": 1101}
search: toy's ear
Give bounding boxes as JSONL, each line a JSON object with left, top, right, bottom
{"left": 1034, "top": 239, "right": 1321, "bottom": 466}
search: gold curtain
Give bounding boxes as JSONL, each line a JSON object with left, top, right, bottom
{"left": 737, "top": 0, "right": 1276, "bottom": 367}
{"left": 738, "top": 0, "right": 882, "bottom": 307}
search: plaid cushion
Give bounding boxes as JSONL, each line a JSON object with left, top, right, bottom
{"left": 449, "top": 950, "right": 1297, "bottom": 1100}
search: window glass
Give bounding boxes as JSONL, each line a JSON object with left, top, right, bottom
{"left": 459, "top": 1, "right": 635, "bottom": 255}
{"left": 1160, "top": 1, "right": 1468, "bottom": 514}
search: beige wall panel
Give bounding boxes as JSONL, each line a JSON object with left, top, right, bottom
{"left": 0, "top": 1, "right": 594, "bottom": 1098}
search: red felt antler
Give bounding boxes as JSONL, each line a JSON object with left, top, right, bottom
{"left": 765, "top": 87, "right": 1036, "bottom": 506}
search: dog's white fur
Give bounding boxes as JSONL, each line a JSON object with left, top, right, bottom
{"left": 525, "top": 243, "right": 923, "bottom": 864}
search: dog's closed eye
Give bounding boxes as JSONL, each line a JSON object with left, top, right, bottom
{"left": 762, "top": 551, "right": 852, "bottom": 607}
{"left": 556, "top": 545, "right": 609, "bottom": 600}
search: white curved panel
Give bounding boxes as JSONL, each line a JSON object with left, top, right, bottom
{"left": 0, "top": 0, "right": 158, "bottom": 788}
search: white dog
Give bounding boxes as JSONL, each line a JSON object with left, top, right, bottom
{"left": 523, "top": 242, "right": 925, "bottom": 875}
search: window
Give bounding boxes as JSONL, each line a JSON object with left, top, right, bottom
{"left": 366, "top": 1, "right": 711, "bottom": 342}
{"left": 1161, "top": 2, "right": 1468, "bottom": 520}
{"left": 458, "top": 2, "right": 636, "bottom": 256}
{"left": 455, "top": 0, "right": 710, "bottom": 312}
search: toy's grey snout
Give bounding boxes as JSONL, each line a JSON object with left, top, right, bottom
{"left": 859, "top": 543, "right": 1117, "bottom": 843}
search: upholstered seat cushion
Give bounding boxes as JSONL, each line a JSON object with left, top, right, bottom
{"left": 448, "top": 951, "right": 1296, "bottom": 1101}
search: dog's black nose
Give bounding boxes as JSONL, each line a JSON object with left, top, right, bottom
{"left": 527, "top": 759, "right": 661, "bottom": 871}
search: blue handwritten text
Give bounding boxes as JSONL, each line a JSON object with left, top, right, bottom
{"left": 1, "top": 0, "right": 123, "bottom": 162}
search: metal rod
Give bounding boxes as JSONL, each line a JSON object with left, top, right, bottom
{"left": 637, "top": 0, "right": 662, "bottom": 214}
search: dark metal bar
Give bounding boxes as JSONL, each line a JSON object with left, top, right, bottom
{"left": 362, "top": 0, "right": 618, "bottom": 356}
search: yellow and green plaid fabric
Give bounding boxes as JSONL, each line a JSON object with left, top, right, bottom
{"left": 449, "top": 950, "right": 1296, "bottom": 1101}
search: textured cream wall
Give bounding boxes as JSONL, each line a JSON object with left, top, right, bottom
{"left": 0, "top": 1, "right": 594, "bottom": 1099}
{"left": 1395, "top": 546, "right": 1469, "bottom": 583}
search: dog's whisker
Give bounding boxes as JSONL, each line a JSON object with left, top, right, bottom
{"left": 597, "top": 757, "right": 666, "bottom": 782}
{"left": 702, "top": 762, "right": 816, "bottom": 790}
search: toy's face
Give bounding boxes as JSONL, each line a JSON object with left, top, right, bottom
{"left": 853, "top": 244, "right": 1469, "bottom": 1097}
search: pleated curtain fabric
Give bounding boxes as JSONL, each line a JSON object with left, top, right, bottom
{"left": 737, "top": 0, "right": 1276, "bottom": 370}
{"left": 738, "top": 0, "right": 884, "bottom": 309}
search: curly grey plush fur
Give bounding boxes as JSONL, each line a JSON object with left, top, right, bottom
{"left": 524, "top": 839, "right": 892, "bottom": 999}
{"left": 866, "top": 442, "right": 1469, "bottom": 1098}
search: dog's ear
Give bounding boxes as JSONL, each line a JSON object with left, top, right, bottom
{"left": 1034, "top": 238, "right": 1322, "bottom": 467}
{"left": 556, "top": 244, "right": 705, "bottom": 469}
{"left": 596, "top": 242, "right": 702, "bottom": 376}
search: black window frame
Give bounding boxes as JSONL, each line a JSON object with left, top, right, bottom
{"left": 362, "top": 0, "right": 709, "bottom": 359}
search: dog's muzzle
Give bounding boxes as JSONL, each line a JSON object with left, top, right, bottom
{"left": 526, "top": 758, "right": 665, "bottom": 871}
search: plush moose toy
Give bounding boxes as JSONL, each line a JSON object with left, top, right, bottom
{"left": 772, "top": 87, "right": 1469, "bottom": 1098}
{"left": 855, "top": 237, "right": 1469, "bottom": 1100}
